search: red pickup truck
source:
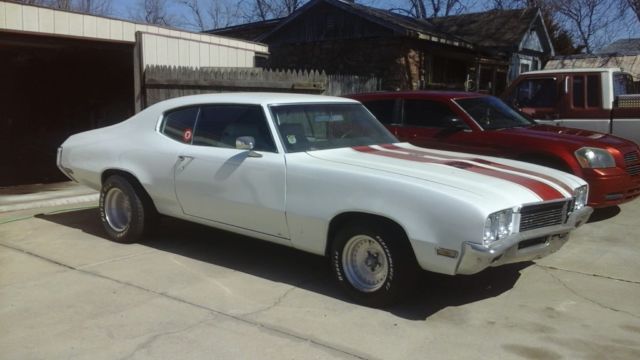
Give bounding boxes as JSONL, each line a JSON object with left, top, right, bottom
{"left": 502, "top": 68, "right": 640, "bottom": 145}
{"left": 350, "top": 91, "right": 640, "bottom": 208}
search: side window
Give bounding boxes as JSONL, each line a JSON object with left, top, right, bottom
{"left": 403, "top": 99, "right": 459, "bottom": 128}
{"left": 613, "top": 72, "right": 636, "bottom": 96}
{"left": 362, "top": 100, "right": 396, "bottom": 124}
{"left": 194, "top": 105, "right": 276, "bottom": 152}
{"left": 572, "top": 75, "right": 601, "bottom": 108}
{"left": 515, "top": 78, "right": 557, "bottom": 108}
{"left": 587, "top": 75, "right": 601, "bottom": 107}
{"left": 572, "top": 76, "right": 585, "bottom": 107}
{"left": 161, "top": 107, "right": 199, "bottom": 143}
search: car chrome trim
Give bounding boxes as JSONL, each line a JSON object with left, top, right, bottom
{"left": 456, "top": 206, "right": 593, "bottom": 275}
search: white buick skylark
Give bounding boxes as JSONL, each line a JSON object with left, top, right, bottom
{"left": 58, "top": 93, "right": 593, "bottom": 306}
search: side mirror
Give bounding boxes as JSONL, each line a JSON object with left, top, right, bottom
{"left": 236, "top": 136, "right": 263, "bottom": 158}
{"left": 445, "top": 117, "right": 467, "bottom": 130}
{"left": 235, "top": 136, "right": 255, "bottom": 150}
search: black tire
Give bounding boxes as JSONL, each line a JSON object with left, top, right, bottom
{"left": 99, "top": 175, "right": 149, "bottom": 243}
{"left": 330, "top": 222, "right": 418, "bottom": 307}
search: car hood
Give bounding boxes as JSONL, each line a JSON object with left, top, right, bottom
{"left": 498, "top": 124, "right": 633, "bottom": 148}
{"left": 306, "top": 143, "right": 584, "bottom": 207}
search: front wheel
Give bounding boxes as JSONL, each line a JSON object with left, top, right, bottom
{"left": 330, "top": 222, "right": 417, "bottom": 307}
{"left": 99, "top": 175, "right": 148, "bottom": 243}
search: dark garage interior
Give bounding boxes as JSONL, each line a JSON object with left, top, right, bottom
{"left": 0, "top": 32, "right": 135, "bottom": 186}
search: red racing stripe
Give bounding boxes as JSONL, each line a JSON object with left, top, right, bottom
{"left": 353, "top": 145, "right": 565, "bottom": 201}
{"left": 380, "top": 144, "right": 574, "bottom": 195}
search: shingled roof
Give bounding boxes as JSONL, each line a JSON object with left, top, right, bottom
{"left": 256, "top": 0, "right": 473, "bottom": 48}
{"left": 597, "top": 38, "right": 640, "bottom": 55}
{"left": 430, "top": 7, "right": 540, "bottom": 50}
{"left": 207, "top": 0, "right": 546, "bottom": 54}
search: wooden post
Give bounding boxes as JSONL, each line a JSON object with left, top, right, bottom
{"left": 133, "top": 31, "right": 144, "bottom": 113}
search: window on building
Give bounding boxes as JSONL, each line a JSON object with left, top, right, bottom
{"left": 194, "top": 105, "right": 276, "bottom": 152}
{"left": 161, "top": 107, "right": 199, "bottom": 144}
{"left": 403, "top": 99, "right": 461, "bottom": 128}
{"left": 514, "top": 78, "right": 557, "bottom": 108}
{"left": 362, "top": 100, "right": 397, "bottom": 124}
{"left": 519, "top": 60, "right": 531, "bottom": 75}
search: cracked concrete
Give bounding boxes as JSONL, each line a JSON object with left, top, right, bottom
{"left": 539, "top": 265, "right": 640, "bottom": 319}
{"left": 1, "top": 199, "right": 640, "bottom": 359}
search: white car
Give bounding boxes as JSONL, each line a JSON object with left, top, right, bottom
{"left": 57, "top": 93, "right": 593, "bottom": 306}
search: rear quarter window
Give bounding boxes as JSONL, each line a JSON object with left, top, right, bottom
{"left": 161, "top": 107, "right": 199, "bottom": 143}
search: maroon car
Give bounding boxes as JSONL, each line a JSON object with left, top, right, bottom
{"left": 349, "top": 91, "right": 640, "bottom": 208}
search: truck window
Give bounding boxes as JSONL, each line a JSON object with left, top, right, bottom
{"left": 515, "top": 78, "right": 557, "bottom": 108}
{"left": 572, "top": 75, "right": 601, "bottom": 108}
{"left": 362, "top": 100, "right": 396, "bottom": 124}
{"left": 573, "top": 76, "right": 585, "bottom": 107}
{"left": 403, "top": 99, "right": 459, "bottom": 128}
{"left": 613, "top": 72, "right": 636, "bottom": 96}
{"left": 587, "top": 75, "right": 601, "bottom": 107}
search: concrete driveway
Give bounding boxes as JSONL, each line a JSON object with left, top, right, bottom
{"left": 1, "top": 200, "right": 639, "bottom": 359}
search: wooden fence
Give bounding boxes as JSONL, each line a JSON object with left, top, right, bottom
{"left": 143, "top": 65, "right": 379, "bottom": 106}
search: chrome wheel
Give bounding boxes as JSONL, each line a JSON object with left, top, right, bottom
{"left": 104, "top": 187, "right": 132, "bottom": 232}
{"left": 342, "top": 235, "right": 388, "bottom": 292}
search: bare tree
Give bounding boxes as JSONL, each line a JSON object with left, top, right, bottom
{"left": 131, "top": 0, "right": 176, "bottom": 26}
{"left": 394, "top": 0, "right": 469, "bottom": 18}
{"left": 623, "top": 0, "right": 640, "bottom": 22}
{"left": 74, "top": 0, "right": 112, "bottom": 16}
{"left": 179, "top": 0, "right": 248, "bottom": 30}
{"left": 12, "top": 0, "right": 112, "bottom": 15}
{"left": 550, "top": 0, "right": 621, "bottom": 53}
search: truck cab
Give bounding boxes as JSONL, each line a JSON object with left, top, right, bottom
{"left": 503, "top": 68, "right": 640, "bottom": 144}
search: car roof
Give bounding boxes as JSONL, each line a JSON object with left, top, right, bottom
{"left": 348, "top": 91, "right": 486, "bottom": 101}
{"left": 151, "top": 92, "right": 359, "bottom": 110}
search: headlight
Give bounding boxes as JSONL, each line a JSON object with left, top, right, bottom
{"left": 574, "top": 147, "right": 615, "bottom": 168}
{"left": 483, "top": 208, "right": 515, "bottom": 246}
{"left": 573, "top": 185, "right": 588, "bottom": 211}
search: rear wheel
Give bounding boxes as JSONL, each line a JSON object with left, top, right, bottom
{"left": 330, "top": 222, "right": 418, "bottom": 307}
{"left": 99, "top": 175, "right": 149, "bottom": 243}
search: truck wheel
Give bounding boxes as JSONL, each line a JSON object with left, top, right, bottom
{"left": 99, "top": 175, "right": 148, "bottom": 243}
{"left": 330, "top": 222, "right": 417, "bottom": 307}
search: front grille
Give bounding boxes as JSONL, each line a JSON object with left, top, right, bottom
{"left": 624, "top": 151, "right": 639, "bottom": 164}
{"left": 519, "top": 201, "right": 569, "bottom": 232}
{"left": 627, "top": 164, "right": 640, "bottom": 176}
{"left": 624, "top": 151, "right": 640, "bottom": 176}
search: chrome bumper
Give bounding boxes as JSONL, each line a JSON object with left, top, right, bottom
{"left": 456, "top": 206, "right": 593, "bottom": 275}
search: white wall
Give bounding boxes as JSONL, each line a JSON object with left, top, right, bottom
{"left": 0, "top": 1, "right": 268, "bottom": 65}
{"left": 140, "top": 33, "right": 256, "bottom": 68}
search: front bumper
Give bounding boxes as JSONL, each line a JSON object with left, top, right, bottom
{"left": 456, "top": 206, "right": 593, "bottom": 275}
{"left": 583, "top": 168, "right": 640, "bottom": 207}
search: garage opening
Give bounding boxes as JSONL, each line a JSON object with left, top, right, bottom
{"left": 0, "top": 32, "right": 135, "bottom": 186}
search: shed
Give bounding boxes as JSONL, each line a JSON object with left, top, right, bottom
{"left": 0, "top": 1, "right": 268, "bottom": 186}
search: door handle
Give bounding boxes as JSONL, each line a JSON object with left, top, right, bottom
{"left": 176, "top": 155, "right": 194, "bottom": 172}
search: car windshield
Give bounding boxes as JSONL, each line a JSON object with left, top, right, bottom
{"left": 454, "top": 96, "right": 535, "bottom": 130}
{"left": 270, "top": 103, "right": 398, "bottom": 152}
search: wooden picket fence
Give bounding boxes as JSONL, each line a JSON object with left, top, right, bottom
{"left": 143, "top": 65, "right": 379, "bottom": 106}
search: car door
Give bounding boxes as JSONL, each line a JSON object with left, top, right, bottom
{"left": 173, "top": 104, "right": 289, "bottom": 239}
{"left": 397, "top": 98, "right": 483, "bottom": 153}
